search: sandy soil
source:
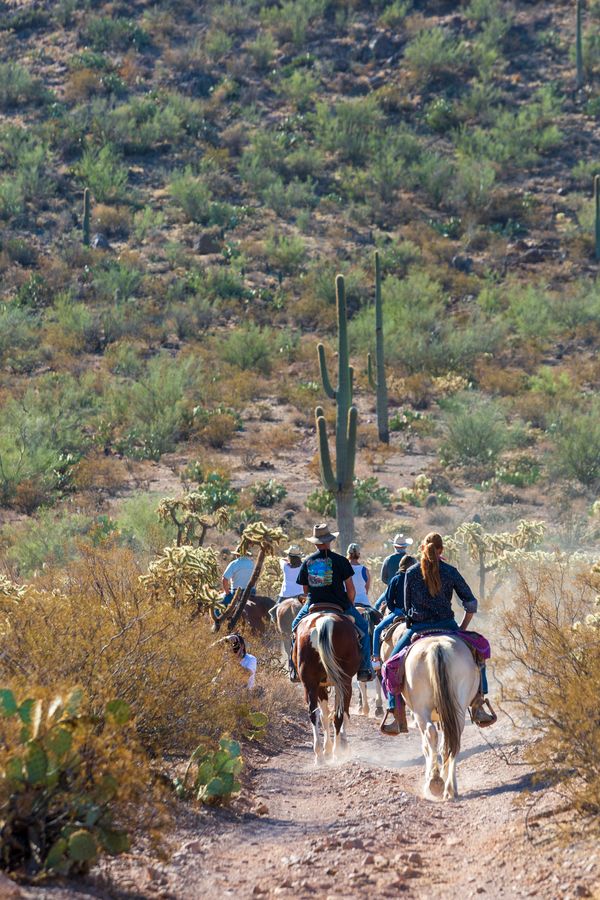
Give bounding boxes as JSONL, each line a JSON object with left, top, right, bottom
{"left": 20, "top": 700, "right": 600, "bottom": 900}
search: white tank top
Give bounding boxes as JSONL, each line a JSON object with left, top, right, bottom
{"left": 279, "top": 560, "right": 303, "bottom": 598}
{"left": 350, "top": 563, "right": 370, "bottom": 605}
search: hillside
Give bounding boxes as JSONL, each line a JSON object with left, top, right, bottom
{"left": 1, "top": 0, "right": 600, "bottom": 565}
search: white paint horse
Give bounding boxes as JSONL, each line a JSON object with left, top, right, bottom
{"left": 403, "top": 634, "right": 479, "bottom": 800}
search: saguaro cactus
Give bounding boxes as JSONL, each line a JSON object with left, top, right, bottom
{"left": 367, "top": 251, "right": 389, "bottom": 444}
{"left": 595, "top": 174, "right": 600, "bottom": 262}
{"left": 316, "top": 274, "right": 358, "bottom": 550}
{"left": 576, "top": 0, "right": 584, "bottom": 90}
{"left": 82, "top": 188, "right": 91, "bottom": 246}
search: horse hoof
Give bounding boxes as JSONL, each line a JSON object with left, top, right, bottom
{"left": 443, "top": 789, "right": 457, "bottom": 801}
{"left": 375, "top": 706, "right": 384, "bottom": 718}
{"left": 314, "top": 755, "right": 325, "bottom": 767}
{"left": 427, "top": 776, "right": 445, "bottom": 798}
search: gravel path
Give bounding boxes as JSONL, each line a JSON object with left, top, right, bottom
{"left": 18, "top": 703, "right": 600, "bottom": 900}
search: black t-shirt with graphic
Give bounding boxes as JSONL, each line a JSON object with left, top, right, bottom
{"left": 296, "top": 549, "right": 354, "bottom": 608}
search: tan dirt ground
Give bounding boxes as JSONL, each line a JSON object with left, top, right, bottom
{"left": 20, "top": 701, "right": 600, "bottom": 900}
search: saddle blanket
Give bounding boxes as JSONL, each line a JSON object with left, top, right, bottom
{"left": 299, "top": 609, "right": 362, "bottom": 641}
{"left": 381, "top": 630, "right": 491, "bottom": 702}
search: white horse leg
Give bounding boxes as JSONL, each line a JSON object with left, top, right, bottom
{"left": 333, "top": 707, "right": 349, "bottom": 762}
{"left": 357, "top": 681, "right": 369, "bottom": 716}
{"left": 374, "top": 678, "right": 383, "bottom": 717}
{"left": 309, "top": 703, "right": 324, "bottom": 765}
{"left": 318, "top": 697, "right": 333, "bottom": 757}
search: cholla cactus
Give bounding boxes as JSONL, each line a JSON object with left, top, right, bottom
{"left": 257, "top": 555, "right": 284, "bottom": 597}
{"left": 140, "top": 544, "right": 223, "bottom": 613}
{"left": 397, "top": 474, "right": 432, "bottom": 506}
{"left": 0, "top": 574, "right": 27, "bottom": 604}
{"left": 444, "top": 519, "right": 546, "bottom": 600}
{"left": 157, "top": 494, "right": 230, "bottom": 546}
{"left": 226, "top": 522, "right": 287, "bottom": 631}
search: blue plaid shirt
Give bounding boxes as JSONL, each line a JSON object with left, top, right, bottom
{"left": 404, "top": 561, "right": 478, "bottom": 624}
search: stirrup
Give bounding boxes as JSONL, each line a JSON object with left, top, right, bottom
{"left": 379, "top": 706, "right": 408, "bottom": 736}
{"left": 469, "top": 695, "right": 497, "bottom": 728}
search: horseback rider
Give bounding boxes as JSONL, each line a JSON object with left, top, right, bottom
{"left": 384, "top": 531, "right": 494, "bottom": 728}
{"left": 371, "top": 553, "right": 417, "bottom": 669}
{"left": 289, "top": 523, "right": 374, "bottom": 683}
{"left": 215, "top": 548, "right": 254, "bottom": 620}
{"left": 268, "top": 544, "right": 304, "bottom": 623}
{"left": 375, "top": 533, "right": 413, "bottom": 610}
{"left": 347, "top": 543, "right": 371, "bottom": 607}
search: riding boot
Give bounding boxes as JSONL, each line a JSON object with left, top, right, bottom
{"left": 288, "top": 634, "right": 299, "bottom": 683}
{"left": 380, "top": 697, "right": 409, "bottom": 736}
{"left": 469, "top": 692, "right": 497, "bottom": 727}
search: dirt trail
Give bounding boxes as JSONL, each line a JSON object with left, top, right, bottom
{"left": 20, "top": 702, "right": 600, "bottom": 900}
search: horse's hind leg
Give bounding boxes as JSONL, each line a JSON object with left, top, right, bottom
{"left": 374, "top": 678, "right": 383, "bottom": 718}
{"left": 416, "top": 713, "right": 443, "bottom": 797}
{"left": 357, "top": 681, "right": 369, "bottom": 716}
{"left": 333, "top": 683, "right": 352, "bottom": 762}
{"left": 308, "top": 689, "right": 324, "bottom": 765}
{"left": 318, "top": 694, "right": 333, "bottom": 757}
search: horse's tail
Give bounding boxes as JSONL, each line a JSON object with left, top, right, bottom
{"left": 316, "top": 616, "right": 346, "bottom": 722}
{"left": 427, "top": 643, "right": 461, "bottom": 760}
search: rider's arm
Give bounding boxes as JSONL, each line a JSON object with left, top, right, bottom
{"left": 365, "top": 566, "right": 371, "bottom": 595}
{"left": 222, "top": 575, "right": 230, "bottom": 592}
{"left": 344, "top": 577, "right": 356, "bottom": 605}
{"left": 452, "top": 568, "right": 478, "bottom": 628}
{"left": 302, "top": 585, "right": 309, "bottom": 595}
{"left": 380, "top": 556, "right": 389, "bottom": 584}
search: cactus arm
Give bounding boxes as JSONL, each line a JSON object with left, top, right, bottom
{"left": 576, "top": 0, "right": 584, "bottom": 90}
{"left": 595, "top": 175, "right": 600, "bottom": 262}
{"left": 367, "top": 352, "right": 377, "bottom": 390}
{"left": 317, "top": 343, "right": 337, "bottom": 400}
{"left": 316, "top": 410, "right": 336, "bottom": 492}
{"left": 335, "top": 275, "right": 351, "bottom": 406}
{"left": 82, "top": 188, "right": 90, "bottom": 247}
{"left": 341, "top": 405, "right": 358, "bottom": 490}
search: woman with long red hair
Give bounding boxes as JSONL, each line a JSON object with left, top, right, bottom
{"left": 386, "top": 531, "right": 494, "bottom": 727}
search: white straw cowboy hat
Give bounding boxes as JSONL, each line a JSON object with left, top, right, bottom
{"left": 393, "top": 533, "right": 413, "bottom": 549}
{"left": 285, "top": 544, "right": 302, "bottom": 556}
{"left": 306, "top": 523, "right": 339, "bottom": 544}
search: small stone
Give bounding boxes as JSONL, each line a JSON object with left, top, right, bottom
{"left": 252, "top": 887, "right": 266, "bottom": 896}
{"left": 182, "top": 839, "right": 203, "bottom": 853}
{"left": 325, "top": 867, "right": 337, "bottom": 876}
{"left": 342, "top": 838, "right": 364, "bottom": 850}
{"left": 193, "top": 227, "right": 223, "bottom": 255}
{"left": 451, "top": 254, "right": 473, "bottom": 274}
{"left": 408, "top": 851, "right": 422, "bottom": 866}
{"left": 254, "top": 802, "right": 269, "bottom": 816}
{"left": 574, "top": 887, "right": 591, "bottom": 898}
{"left": 374, "top": 855, "right": 388, "bottom": 870}
{"left": 91, "top": 232, "right": 111, "bottom": 251}
{"left": 363, "top": 854, "right": 375, "bottom": 866}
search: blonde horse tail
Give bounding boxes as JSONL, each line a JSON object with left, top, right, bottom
{"left": 427, "top": 643, "right": 461, "bottom": 760}
{"left": 316, "top": 616, "right": 346, "bottom": 721}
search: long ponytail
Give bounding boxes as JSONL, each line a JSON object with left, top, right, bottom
{"left": 421, "top": 532, "right": 443, "bottom": 597}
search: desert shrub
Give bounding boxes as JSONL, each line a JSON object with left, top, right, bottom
{"left": 250, "top": 479, "right": 288, "bottom": 508}
{"left": 260, "top": 176, "right": 318, "bottom": 216}
{"left": 505, "top": 283, "right": 553, "bottom": 342}
{"left": 0, "top": 543, "right": 259, "bottom": 751}
{"left": 264, "top": 231, "right": 307, "bottom": 274}
{"left": 51, "top": 293, "right": 101, "bottom": 354}
{"left": 75, "top": 144, "right": 128, "bottom": 203}
{"left": 489, "top": 455, "right": 541, "bottom": 488}
{"left": 0, "top": 374, "right": 98, "bottom": 509}
{"left": 115, "top": 493, "right": 173, "bottom": 555}
{"left": 0, "top": 63, "right": 46, "bottom": 110}
{"left": 499, "top": 558, "right": 600, "bottom": 832}
{"left": 379, "top": 0, "right": 410, "bottom": 27}
{"left": 194, "top": 472, "right": 238, "bottom": 512}
{"left": 97, "top": 96, "right": 185, "bottom": 154}
{"left": 93, "top": 260, "right": 142, "bottom": 302}
{"left": 397, "top": 474, "right": 449, "bottom": 507}
{"left": 133, "top": 205, "right": 166, "bottom": 240}
{"left": 109, "top": 354, "right": 201, "bottom": 460}
{"left": 2, "top": 510, "right": 99, "bottom": 576}
{"left": 175, "top": 736, "right": 242, "bottom": 805}
{"left": 222, "top": 324, "right": 275, "bottom": 375}
{"left": 80, "top": 16, "right": 150, "bottom": 52}
{"left": 278, "top": 69, "right": 319, "bottom": 110}
{"left": 314, "top": 96, "right": 384, "bottom": 164}
{"left": 439, "top": 395, "right": 509, "bottom": 468}
{"left": 260, "top": 0, "right": 326, "bottom": 47}
{"left": 247, "top": 32, "right": 277, "bottom": 71}
{"left": 552, "top": 404, "right": 600, "bottom": 487}
{"left": 169, "top": 167, "right": 234, "bottom": 226}
{"left": 0, "top": 305, "right": 37, "bottom": 365}
{"left": 306, "top": 486, "right": 335, "bottom": 517}
{"left": 0, "top": 687, "right": 154, "bottom": 878}
{"left": 404, "top": 27, "right": 466, "bottom": 85}
{"left": 306, "top": 478, "right": 390, "bottom": 517}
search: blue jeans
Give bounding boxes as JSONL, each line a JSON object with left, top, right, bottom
{"left": 373, "top": 611, "right": 402, "bottom": 658}
{"left": 215, "top": 587, "right": 255, "bottom": 618}
{"left": 291, "top": 601, "right": 372, "bottom": 672}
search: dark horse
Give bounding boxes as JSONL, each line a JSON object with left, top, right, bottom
{"left": 293, "top": 610, "right": 360, "bottom": 764}
{"left": 210, "top": 593, "right": 273, "bottom": 634}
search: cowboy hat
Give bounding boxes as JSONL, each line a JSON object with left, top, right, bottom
{"left": 306, "top": 523, "right": 339, "bottom": 544}
{"left": 393, "top": 533, "right": 413, "bottom": 549}
{"left": 285, "top": 544, "right": 302, "bottom": 556}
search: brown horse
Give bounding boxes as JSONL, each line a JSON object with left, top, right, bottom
{"left": 293, "top": 610, "right": 360, "bottom": 764}
{"left": 210, "top": 594, "right": 273, "bottom": 634}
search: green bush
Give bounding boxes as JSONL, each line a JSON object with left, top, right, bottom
{"left": 552, "top": 406, "right": 600, "bottom": 487}
{"left": 2, "top": 510, "right": 98, "bottom": 577}
{"left": 222, "top": 324, "right": 275, "bottom": 375}
{"left": 109, "top": 355, "right": 201, "bottom": 460}
{"left": 354, "top": 477, "right": 392, "bottom": 515}
{"left": 195, "top": 472, "right": 238, "bottom": 512}
{"left": 440, "top": 395, "right": 509, "bottom": 468}
{"left": 278, "top": 69, "right": 319, "bottom": 110}
{"left": 80, "top": 16, "right": 150, "bottom": 52}
{"left": 93, "top": 261, "right": 142, "bottom": 302}
{"left": 0, "top": 305, "right": 37, "bottom": 365}
{"left": 170, "top": 167, "right": 235, "bottom": 226}
{"left": 115, "top": 493, "right": 173, "bottom": 555}
{"left": 314, "top": 96, "right": 383, "bottom": 165}
{"left": 404, "top": 28, "right": 466, "bottom": 85}
{"left": 0, "top": 63, "right": 46, "bottom": 110}
{"left": 264, "top": 231, "right": 307, "bottom": 274}
{"left": 306, "top": 486, "right": 336, "bottom": 517}
{"left": 97, "top": 96, "right": 185, "bottom": 155}
{"left": 0, "top": 688, "right": 142, "bottom": 877}
{"left": 250, "top": 479, "right": 288, "bottom": 508}
{"left": 247, "top": 32, "right": 277, "bottom": 71}
{"left": 260, "top": 0, "right": 326, "bottom": 47}
{"left": 76, "top": 144, "right": 128, "bottom": 203}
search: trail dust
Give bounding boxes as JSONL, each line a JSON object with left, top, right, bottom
{"left": 22, "top": 696, "right": 599, "bottom": 900}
